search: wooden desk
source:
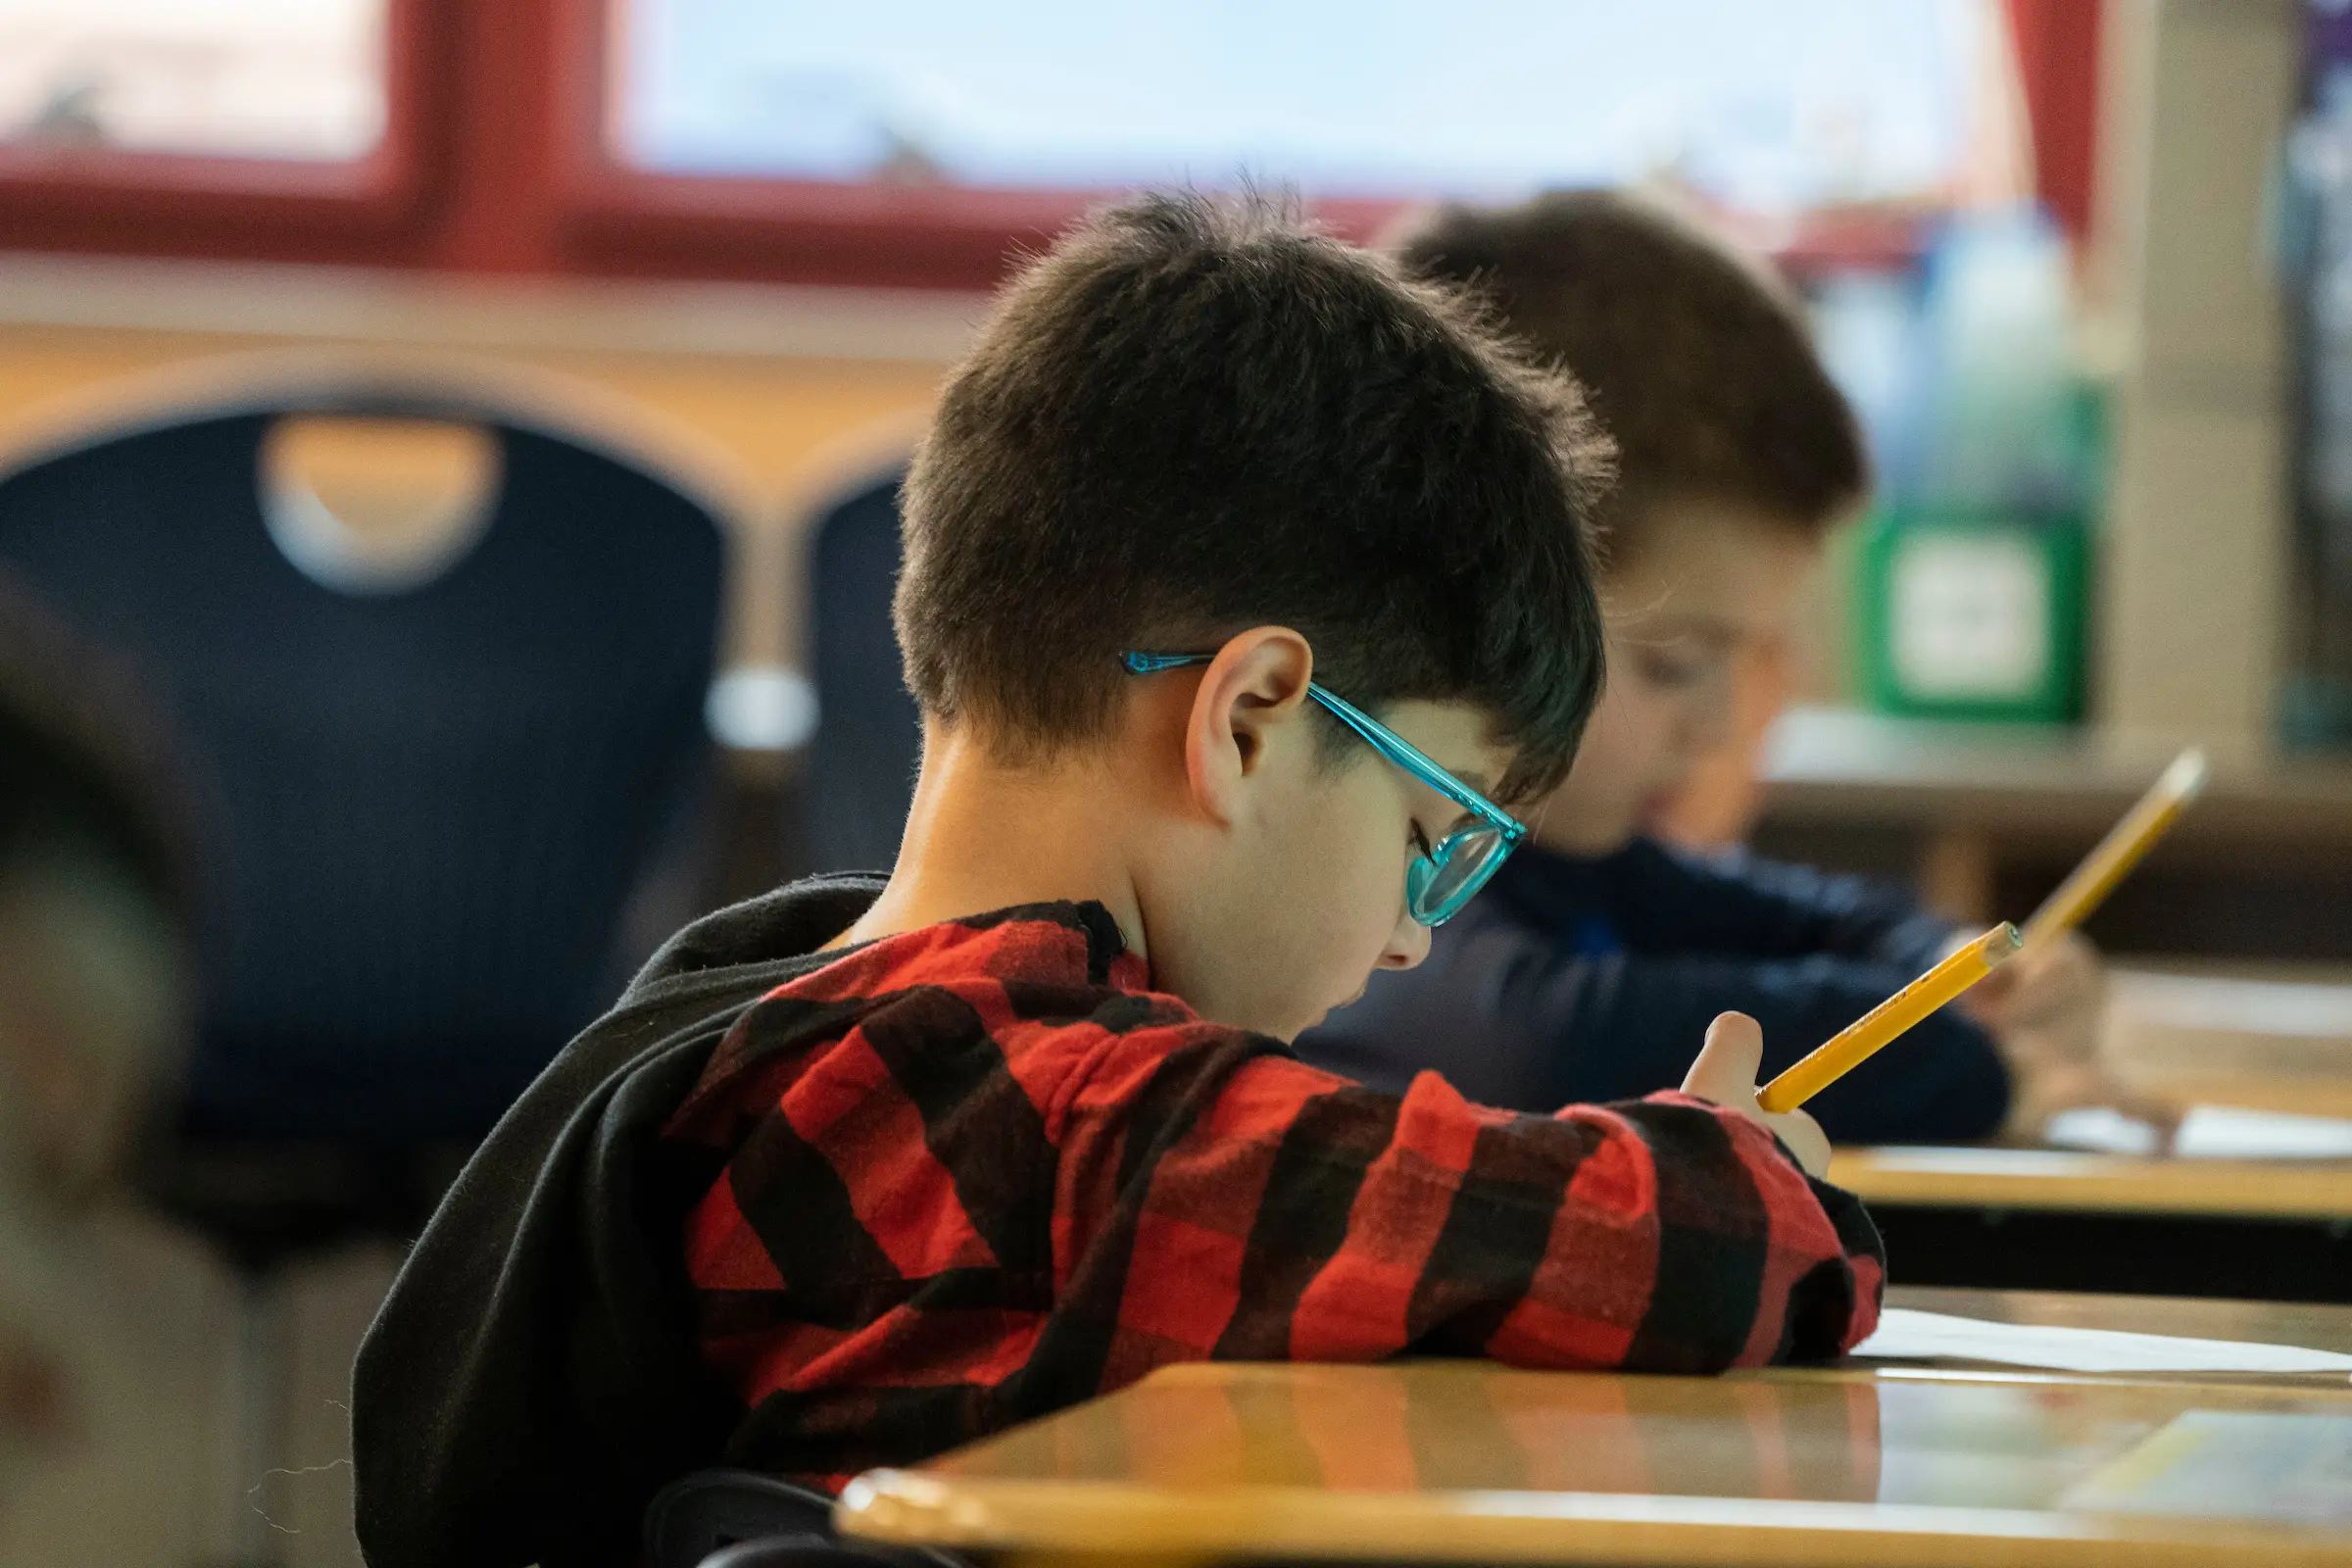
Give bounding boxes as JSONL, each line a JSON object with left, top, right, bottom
{"left": 1828, "top": 976, "right": 2352, "bottom": 1302}
{"left": 1830, "top": 1146, "right": 2352, "bottom": 1303}
{"left": 2103, "top": 966, "right": 2352, "bottom": 1117}
{"left": 1830, "top": 1147, "right": 2352, "bottom": 1222}
{"left": 837, "top": 1354, "right": 2352, "bottom": 1567}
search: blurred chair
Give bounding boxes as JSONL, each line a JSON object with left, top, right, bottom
{"left": 801, "top": 466, "right": 920, "bottom": 874}
{"left": 0, "top": 379, "right": 727, "bottom": 1566}
{"left": 642, "top": 1470, "right": 837, "bottom": 1568}
{"left": 643, "top": 1469, "right": 958, "bottom": 1568}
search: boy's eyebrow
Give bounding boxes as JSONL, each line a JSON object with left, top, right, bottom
{"left": 1637, "top": 612, "right": 1742, "bottom": 647}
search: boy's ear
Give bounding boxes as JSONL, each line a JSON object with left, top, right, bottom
{"left": 1181, "top": 626, "right": 1316, "bottom": 825}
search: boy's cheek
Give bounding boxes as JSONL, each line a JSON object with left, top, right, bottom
{"left": 1265, "top": 787, "right": 1408, "bottom": 1019}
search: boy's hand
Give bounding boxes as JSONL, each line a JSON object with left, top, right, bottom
{"left": 1681, "top": 1011, "right": 1833, "bottom": 1179}
{"left": 1952, "top": 931, "right": 2180, "bottom": 1144}
{"left": 1958, "top": 930, "right": 2103, "bottom": 1052}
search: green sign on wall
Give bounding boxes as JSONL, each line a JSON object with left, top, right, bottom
{"left": 1855, "top": 506, "right": 2089, "bottom": 724}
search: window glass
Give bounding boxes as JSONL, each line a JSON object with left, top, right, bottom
{"left": 0, "top": 0, "right": 386, "bottom": 162}
{"left": 611, "top": 0, "right": 1984, "bottom": 215}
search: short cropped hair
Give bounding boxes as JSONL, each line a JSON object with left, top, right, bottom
{"left": 895, "top": 189, "right": 1613, "bottom": 805}
{"left": 1391, "top": 190, "right": 1867, "bottom": 556}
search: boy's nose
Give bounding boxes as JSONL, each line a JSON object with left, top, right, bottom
{"left": 1381, "top": 907, "right": 1433, "bottom": 970}
{"left": 1679, "top": 683, "right": 1738, "bottom": 757}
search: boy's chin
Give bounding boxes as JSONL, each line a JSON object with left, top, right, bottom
{"left": 1182, "top": 958, "right": 1368, "bottom": 1040}
{"left": 1232, "top": 995, "right": 1352, "bottom": 1044}
{"left": 1633, "top": 788, "right": 1685, "bottom": 837}
{"left": 1293, "top": 983, "right": 1368, "bottom": 1039}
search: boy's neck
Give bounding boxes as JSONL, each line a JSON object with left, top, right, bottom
{"left": 829, "top": 722, "right": 1149, "bottom": 959}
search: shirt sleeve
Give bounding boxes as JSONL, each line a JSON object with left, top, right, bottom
{"left": 1305, "top": 906, "right": 2011, "bottom": 1147}
{"left": 1607, "top": 838, "right": 1956, "bottom": 970}
{"left": 1056, "top": 1035, "right": 1884, "bottom": 1378}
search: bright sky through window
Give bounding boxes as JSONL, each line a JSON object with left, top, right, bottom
{"left": 0, "top": 0, "right": 385, "bottom": 162}
{"left": 613, "top": 0, "right": 1984, "bottom": 214}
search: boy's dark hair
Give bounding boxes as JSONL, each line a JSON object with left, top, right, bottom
{"left": 1392, "top": 189, "right": 1867, "bottom": 557}
{"left": 896, "top": 188, "right": 1612, "bottom": 805}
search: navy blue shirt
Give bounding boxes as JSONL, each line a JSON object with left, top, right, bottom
{"left": 1299, "top": 836, "right": 2011, "bottom": 1144}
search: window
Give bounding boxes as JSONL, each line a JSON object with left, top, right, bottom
{"left": 0, "top": 0, "right": 433, "bottom": 261}
{"left": 609, "top": 0, "right": 1984, "bottom": 219}
{"left": 0, "top": 1, "right": 2077, "bottom": 290}
{"left": 0, "top": 0, "right": 387, "bottom": 163}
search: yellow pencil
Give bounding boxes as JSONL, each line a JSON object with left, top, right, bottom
{"left": 2019, "top": 746, "right": 2209, "bottom": 953}
{"left": 1757, "top": 923, "right": 2023, "bottom": 1113}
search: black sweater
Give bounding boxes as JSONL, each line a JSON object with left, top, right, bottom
{"left": 351, "top": 874, "right": 884, "bottom": 1568}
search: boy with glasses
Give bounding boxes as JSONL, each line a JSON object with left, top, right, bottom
{"left": 353, "top": 190, "right": 1883, "bottom": 1568}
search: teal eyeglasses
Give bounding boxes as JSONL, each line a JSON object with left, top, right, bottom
{"left": 1121, "top": 651, "right": 1526, "bottom": 926}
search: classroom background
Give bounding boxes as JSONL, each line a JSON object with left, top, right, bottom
{"left": 2, "top": 2, "right": 2349, "bottom": 1565}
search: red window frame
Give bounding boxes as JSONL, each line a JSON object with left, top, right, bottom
{"left": 543, "top": 0, "right": 1941, "bottom": 290}
{"left": 541, "top": 0, "right": 1407, "bottom": 290}
{"left": 0, "top": 0, "right": 454, "bottom": 261}
{"left": 0, "top": 0, "right": 2096, "bottom": 289}
{"left": 2005, "top": 0, "right": 2104, "bottom": 245}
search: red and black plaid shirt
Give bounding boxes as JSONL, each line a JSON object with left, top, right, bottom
{"left": 662, "top": 901, "right": 1884, "bottom": 1487}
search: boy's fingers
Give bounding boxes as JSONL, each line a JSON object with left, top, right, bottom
{"left": 1682, "top": 1013, "right": 1830, "bottom": 1177}
{"left": 1961, "top": 962, "right": 2018, "bottom": 1014}
{"left": 1767, "top": 1107, "right": 1835, "bottom": 1179}
{"left": 1683, "top": 1011, "right": 1764, "bottom": 1102}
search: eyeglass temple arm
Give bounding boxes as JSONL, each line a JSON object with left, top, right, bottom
{"left": 1302, "top": 685, "right": 1525, "bottom": 841}
{"left": 1121, "top": 650, "right": 1521, "bottom": 839}
{"left": 1119, "top": 652, "right": 1209, "bottom": 674}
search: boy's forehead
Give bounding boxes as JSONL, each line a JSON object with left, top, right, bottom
{"left": 1607, "top": 497, "right": 1820, "bottom": 630}
{"left": 1616, "top": 494, "right": 1817, "bottom": 564}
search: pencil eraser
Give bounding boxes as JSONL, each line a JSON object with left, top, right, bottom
{"left": 2166, "top": 747, "right": 2210, "bottom": 800}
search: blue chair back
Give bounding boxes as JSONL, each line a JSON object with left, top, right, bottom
{"left": 0, "top": 404, "right": 724, "bottom": 1142}
{"left": 804, "top": 469, "right": 920, "bottom": 874}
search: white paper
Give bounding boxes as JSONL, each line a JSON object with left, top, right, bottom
{"left": 1853, "top": 1146, "right": 2116, "bottom": 1176}
{"left": 2042, "top": 1103, "right": 2352, "bottom": 1160}
{"left": 2176, "top": 1104, "right": 2352, "bottom": 1159}
{"left": 1851, "top": 1308, "right": 2352, "bottom": 1376}
{"left": 2039, "top": 1106, "right": 2162, "bottom": 1156}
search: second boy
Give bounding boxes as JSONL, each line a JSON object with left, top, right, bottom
{"left": 1306, "top": 191, "right": 2132, "bottom": 1145}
